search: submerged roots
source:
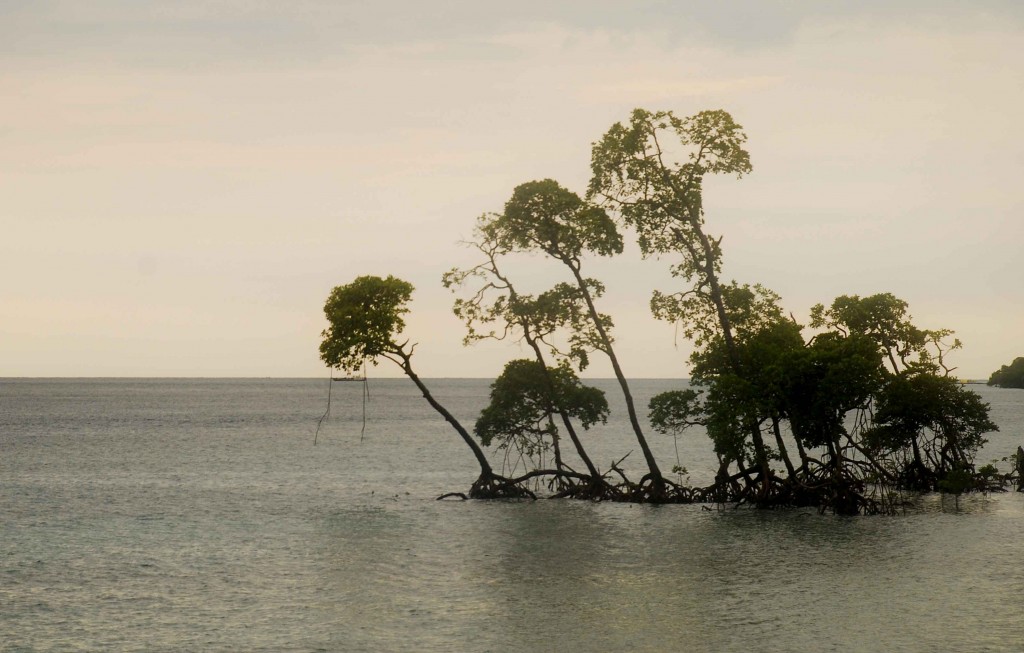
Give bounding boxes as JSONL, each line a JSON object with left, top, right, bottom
{"left": 435, "top": 433, "right": 1024, "bottom": 511}
{"left": 437, "top": 460, "right": 1021, "bottom": 514}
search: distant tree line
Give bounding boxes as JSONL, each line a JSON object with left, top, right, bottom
{"left": 320, "top": 108, "right": 1017, "bottom": 514}
{"left": 988, "top": 357, "right": 1024, "bottom": 389}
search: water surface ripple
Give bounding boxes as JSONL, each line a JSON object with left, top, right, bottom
{"left": 2, "top": 379, "right": 1023, "bottom": 652}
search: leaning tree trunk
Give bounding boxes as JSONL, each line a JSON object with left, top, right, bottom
{"left": 566, "top": 263, "right": 665, "bottom": 499}
{"left": 674, "top": 207, "right": 773, "bottom": 493}
{"left": 395, "top": 349, "right": 527, "bottom": 499}
{"left": 524, "top": 335, "right": 603, "bottom": 482}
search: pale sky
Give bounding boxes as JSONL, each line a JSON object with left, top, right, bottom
{"left": 3, "top": 1, "right": 1022, "bottom": 378}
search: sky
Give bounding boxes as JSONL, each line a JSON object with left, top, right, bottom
{"left": 3, "top": 1, "right": 1022, "bottom": 378}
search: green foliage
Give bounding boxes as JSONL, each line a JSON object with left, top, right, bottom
{"left": 499, "top": 179, "right": 623, "bottom": 260}
{"left": 649, "top": 389, "right": 704, "bottom": 435}
{"left": 683, "top": 300, "right": 805, "bottom": 458}
{"left": 319, "top": 108, "right": 1007, "bottom": 509}
{"left": 475, "top": 359, "right": 609, "bottom": 449}
{"left": 692, "top": 321, "right": 796, "bottom": 396}
{"left": 865, "top": 373, "right": 996, "bottom": 468}
{"left": 591, "top": 107, "right": 773, "bottom": 478}
{"left": 675, "top": 283, "right": 997, "bottom": 488}
{"left": 699, "top": 326, "right": 798, "bottom": 459}
{"left": 528, "top": 282, "right": 612, "bottom": 368}
{"left": 466, "top": 179, "right": 624, "bottom": 363}
{"left": 775, "top": 333, "right": 884, "bottom": 449}
{"left": 987, "top": 356, "right": 1024, "bottom": 388}
{"left": 809, "top": 293, "right": 961, "bottom": 374}
{"left": 652, "top": 282, "right": 785, "bottom": 349}
{"left": 486, "top": 175, "right": 666, "bottom": 484}
{"left": 320, "top": 275, "right": 414, "bottom": 372}
{"left": 589, "top": 108, "right": 751, "bottom": 261}
{"left": 698, "top": 375, "right": 757, "bottom": 464}
{"left": 937, "top": 466, "right": 974, "bottom": 496}
{"left": 977, "top": 463, "right": 999, "bottom": 479}
{"left": 442, "top": 214, "right": 610, "bottom": 370}
{"left": 809, "top": 293, "right": 914, "bottom": 338}
{"left": 588, "top": 107, "right": 998, "bottom": 504}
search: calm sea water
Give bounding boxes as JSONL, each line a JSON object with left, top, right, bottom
{"left": 2, "top": 378, "right": 1023, "bottom": 652}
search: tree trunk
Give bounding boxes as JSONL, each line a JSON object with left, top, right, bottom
{"left": 1016, "top": 446, "right": 1024, "bottom": 492}
{"left": 525, "top": 336, "right": 603, "bottom": 481}
{"left": 397, "top": 349, "right": 494, "bottom": 476}
{"left": 683, "top": 206, "right": 772, "bottom": 485}
{"left": 772, "top": 416, "right": 797, "bottom": 479}
{"left": 567, "top": 264, "right": 664, "bottom": 488}
{"left": 545, "top": 413, "right": 565, "bottom": 470}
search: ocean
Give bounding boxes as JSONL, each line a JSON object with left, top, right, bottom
{"left": 3, "top": 378, "right": 1023, "bottom": 652}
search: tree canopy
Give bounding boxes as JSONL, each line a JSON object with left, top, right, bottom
{"left": 319, "top": 107, "right": 1008, "bottom": 512}
{"left": 319, "top": 275, "right": 413, "bottom": 372}
{"left": 988, "top": 357, "right": 1024, "bottom": 388}
{"left": 475, "top": 359, "right": 608, "bottom": 454}
{"left": 319, "top": 275, "right": 532, "bottom": 499}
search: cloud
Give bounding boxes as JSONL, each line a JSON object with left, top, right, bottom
{"left": 2, "top": 3, "right": 1022, "bottom": 376}
{"left": 588, "top": 76, "right": 786, "bottom": 103}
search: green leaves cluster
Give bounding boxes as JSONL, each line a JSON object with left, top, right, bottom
{"left": 866, "top": 373, "right": 995, "bottom": 468}
{"left": 502, "top": 179, "right": 623, "bottom": 261}
{"left": 475, "top": 359, "right": 609, "bottom": 450}
{"left": 652, "top": 282, "right": 785, "bottom": 349}
{"left": 662, "top": 288, "right": 997, "bottom": 492}
{"left": 319, "top": 275, "right": 414, "bottom": 372}
{"left": 590, "top": 108, "right": 750, "bottom": 265}
{"left": 810, "top": 293, "right": 962, "bottom": 375}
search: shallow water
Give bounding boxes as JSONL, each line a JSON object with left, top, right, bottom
{"left": 2, "top": 378, "right": 1023, "bottom": 652}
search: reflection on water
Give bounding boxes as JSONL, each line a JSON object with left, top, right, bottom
{"left": 3, "top": 379, "right": 1024, "bottom": 651}
{"left": 310, "top": 497, "right": 1024, "bottom": 652}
